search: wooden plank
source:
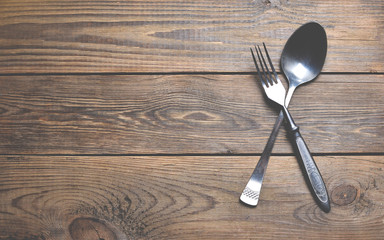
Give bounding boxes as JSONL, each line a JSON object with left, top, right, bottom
{"left": 0, "top": 0, "right": 383, "bottom": 73}
{"left": 0, "top": 74, "right": 383, "bottom": 155}
{"left": 0, "top": 155, "right": 383, "bottom": 239}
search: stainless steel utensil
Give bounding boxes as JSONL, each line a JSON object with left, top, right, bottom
{"left": 249, "top": 44, "right": 330, "bottom": 213}
{"left": 240, "top": 22, "right": 327, "bottom": 207}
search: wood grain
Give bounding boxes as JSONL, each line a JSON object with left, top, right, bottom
{"left": 0, "top": 74, "right": 383, "bottom": 155}
{"left": 0, "top": 0, "right": 383, "bottom": 73}
{"left": 0, "top": 155, "right": 383, "bottom": 239}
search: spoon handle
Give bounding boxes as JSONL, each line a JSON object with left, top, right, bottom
{"left": 281, "top": 106, "right": 331, "bottom": 213}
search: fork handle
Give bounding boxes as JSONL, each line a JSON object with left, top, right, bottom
{"left": 282, "top": 107, "right": 330, "bottom": 212}
{"left": 240, "top": 110, "right": 284, "bottom": 206}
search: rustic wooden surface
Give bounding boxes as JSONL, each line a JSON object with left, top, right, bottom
{"left": 1, "top": 155, "right": 384, "bottom": 239}
{"left": 1, "top": 0, "right": 384, "bottom": 239}
{"left": 0, "top": 0, "right": 383, "bottom": 73}
{"left": 1, "top": 74, "right": 383, "bottom": 155}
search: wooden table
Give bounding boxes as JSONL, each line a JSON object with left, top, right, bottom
{"left": 1, "top": 1, "right": 383, "bottom": 239}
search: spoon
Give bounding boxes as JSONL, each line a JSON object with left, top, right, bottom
{"left": 240, "top": 22, "right": 329, "bottom": 212}
{"left": 282, "top": 22, "right": 330, "bottom": 212}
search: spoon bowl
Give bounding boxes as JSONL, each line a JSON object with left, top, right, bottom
{"left": 281, "top": 22, "right": 327, "bottom": 105}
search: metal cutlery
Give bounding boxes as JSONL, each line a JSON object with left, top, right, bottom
{"left": 244, "top": 44, "right": 330, "bottom": 213}
{"left": 240, "top": 22, "right": 327, "bottom": 209}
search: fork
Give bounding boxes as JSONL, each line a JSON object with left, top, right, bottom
{"left": 241, "top": 44, "right": 330, "bottom": 213}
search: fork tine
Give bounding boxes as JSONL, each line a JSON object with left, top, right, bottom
{"left": 250, "top": 47, "right": 268, "bottom": 88}
{"left": 255, "top": 45, "right": 271, "bottom": 87}
{"left": 262, "top": 43, "right": 279, "bottom": 84}
{"left": 257, "top": 45, "right": 274, "bottom": 86}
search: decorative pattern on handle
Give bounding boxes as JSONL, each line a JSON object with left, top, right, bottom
{"left": 296, "top": 136, "right": 328, "bottom": 203}
{"left": 240, "top": 187, "right": 260, "bottom": 206}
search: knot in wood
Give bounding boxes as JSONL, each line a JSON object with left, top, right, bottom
{"left": 331, "top": 185, "right": 358, "bottom": 206}
{"left": 69, "top": 217, "right": 117, "bottom": 240}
